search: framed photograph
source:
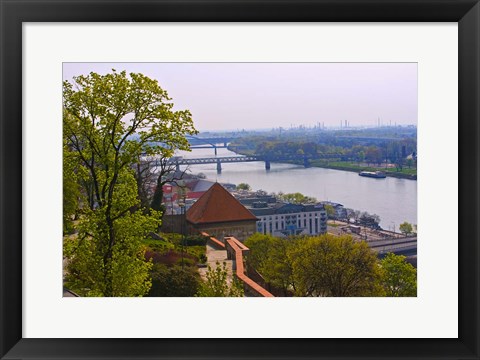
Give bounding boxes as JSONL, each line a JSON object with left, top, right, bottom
{"left": 1, "top": 1, "right": 479, "bottom": 359}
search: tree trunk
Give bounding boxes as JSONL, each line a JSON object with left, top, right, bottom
{"left": 151, "top": 175, "right": 164, "bottom": 211}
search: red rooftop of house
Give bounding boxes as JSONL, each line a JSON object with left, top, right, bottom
{"left": 186, "top": 183, "right": 257, "bottom": 225}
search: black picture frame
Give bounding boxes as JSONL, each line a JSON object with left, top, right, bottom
{"left": 1, "top": 1, "right": 479, "bottom": 359}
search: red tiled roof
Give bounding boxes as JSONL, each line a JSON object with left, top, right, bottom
{"left": 186, "top": 183, "right": 258, "bottom": 225}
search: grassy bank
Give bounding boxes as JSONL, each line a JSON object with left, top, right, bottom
{"left": 228, "top": 147, "right": 417, "bottom": 180}
{"left": 310, "top": 160, "right": 417, "bottom": 180}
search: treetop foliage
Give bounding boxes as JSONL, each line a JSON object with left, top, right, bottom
{"left": 245, "top": 233, "right": 416, "bottom": 297}
{"left": 275, "top": 192, "right": 317, "bottom": 205}
{"left": 380, "top": 253, "right": 417, "bottom": 297}
{"left": 63, "top": 70, "right": 197, "bottom": 297}
{"left": 196, "top": 261, "right": 244, "bottom": 297}
{"left": 399, "top": 221, "right": 414, "bottom": 236}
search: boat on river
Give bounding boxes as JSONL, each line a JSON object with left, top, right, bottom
{"left": 358, "top": 171, "right": 386, "bottom": 179}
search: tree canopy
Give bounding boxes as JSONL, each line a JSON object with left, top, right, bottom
{"left": 276, "top": 192, "right": 317, "bottom": 204}
{"left": 196, "top": 262, "right": 244, "bottom": 297}
{"left": 236, "top": 183, "right": 251, "bottom": 191}
{"left": 245, "top": 234, "right": 295, "bottom": 296}
{"left": 245, "top": 233, "right": 384, "bottom": 297}
{"left": 399, "top": 222, "right": 414, "bottom": 236}
{"left": 380, "top": 253, "right": 417, "bottom": 296}
{"left": 324, "top": 204, "right": 336, "bottom": 219}
{"left": 148, "top": 264, "right": 201, "bottom": 297}
{"left": 63, "top": 70, "right": 197, "bottom": 296}
{"left": 289, "top": 235, "right": 383, "bottom": 296}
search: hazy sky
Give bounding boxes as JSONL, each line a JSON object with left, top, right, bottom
{"left": 63, "top": 63, "right": 417, "bottom": 131}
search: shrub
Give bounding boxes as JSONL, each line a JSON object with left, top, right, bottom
{"left": 148, "top": 264, "right": 201, "bottom": 297}
{"left": 145, "top": 249, "right": 197, "bottom": 267}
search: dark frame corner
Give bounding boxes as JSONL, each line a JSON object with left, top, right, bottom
{"left": 1, "top": 1, "right": 479, "bottom": 359}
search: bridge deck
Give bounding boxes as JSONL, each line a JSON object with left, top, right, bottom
{"left": 160, "top": 153, "right": 345, "bottom": 166}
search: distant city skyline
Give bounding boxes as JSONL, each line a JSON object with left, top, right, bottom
{"left": 63, "top": 63, "right": 418, "bottom": 131}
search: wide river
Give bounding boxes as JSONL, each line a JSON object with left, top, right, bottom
{"left": 175, "top": 147, "right": 417, "bottom": 230}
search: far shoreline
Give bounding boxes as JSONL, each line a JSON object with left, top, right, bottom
{"left": 227, "top": 146, "right": 417, "bottom": 181}
{"left": 309, "top": 163, "right": 417, "bottom": 180}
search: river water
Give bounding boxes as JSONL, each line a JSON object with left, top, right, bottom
{"left": 175, "top": 147, "right": 417, "bottom": 230}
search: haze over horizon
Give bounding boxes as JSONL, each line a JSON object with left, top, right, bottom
{"left": 63, "top": 63, "right": 417, "bottom": 131}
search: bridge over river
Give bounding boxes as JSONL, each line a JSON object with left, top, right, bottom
{"left": 160, "top": 153, "right": 344, "bottom": 173}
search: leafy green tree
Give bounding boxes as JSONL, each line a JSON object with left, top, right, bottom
{"left": 245, "top": 234, "right": 295, "bottom": 295}
{"left": 148, "top": 264, "right": 201, "bottom": 297}
{"left": 365, "top": 146, "right": 383, "bottom": 165}
{"left": 359, "top": 212, "right": 381, "bottom": 229}
{"left": 395, "top": 157, "right": 404, "bottom": 171}
{"left": 63, "top": 70, "right": 197, "bottom": 296}
{"left": 380, "top": 253, "right": 417, "bottom": 296}
{"left": 345, "top": 208, "right": 356, "bottom": 223}
{"left": 196, "top": 262, "right": 244, "bottom": 297}
{"left": 244, "top": 233, "right": 274, "bottom": 270}
{"left": 399, "top": 222, "right": 413, "bottom": 236}
{"left": 63, "top": 141, "right": 81, "bottom": 234}
{"left": 357, "top": 150, "right": 365, "bottom": 165}
{"left": 324, "top": 204, "right": 336, "bottom": 220}
{"left": 277, "top": 192, "right": 317, "bottom": 204}
{"left": 236, "top": 183, "right": 251, "bottom": 191}
{"left": 289, "top": 234, "right": 383, "bottom": 297}
{"left": 64, "top": 200, "right": 158, "bottom": 296}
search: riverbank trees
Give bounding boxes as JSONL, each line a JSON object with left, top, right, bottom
{"left": 399, "top": 222, "right": 414, "bottom": 236}
{"left": 228, "top": 128, "right": 417, "bottom": 178}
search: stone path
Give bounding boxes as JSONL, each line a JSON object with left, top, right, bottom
{"left": 198, "top": 244, "right": 234, "bottom": 285}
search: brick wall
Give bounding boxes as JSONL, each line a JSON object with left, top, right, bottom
{"left": 225, "top": 236, "right": 274, "bottom": 297}
{"left": 191, "top": 220, "right": 256, "bottom": 242}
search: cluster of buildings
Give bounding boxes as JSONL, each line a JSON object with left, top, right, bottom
{"left": 162, "top": 174, "right": 236, "bottom": 215}
{"left": 160, "top": 174, "right": 345, "bottom": 242}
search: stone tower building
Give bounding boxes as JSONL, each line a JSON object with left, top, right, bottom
{"left": 186, "top": 183, "right": 258, "bottom": 242}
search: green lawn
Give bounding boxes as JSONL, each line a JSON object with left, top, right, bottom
{"left": 310, "top": 160, "right": 417, "bottom": 177}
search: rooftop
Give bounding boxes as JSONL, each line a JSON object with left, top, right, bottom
{"left": 186, "top": 183, "right": 258, "bottom": 225}
{"left": 247, "top": 202, "right": 325, "bottom": 216}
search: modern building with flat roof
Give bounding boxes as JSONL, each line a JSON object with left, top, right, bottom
{"left": 246, "top": 201, "right": 327, "bottom": 237}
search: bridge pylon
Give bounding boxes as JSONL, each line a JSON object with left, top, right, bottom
{"left": 303, "top": 156, "right": 310, "bottom": 168}
{"left": 216, "top": 160, "right": 222, "bottom": 173}
{"left": 265, "top": 160, "right": 271, "bottom": 170}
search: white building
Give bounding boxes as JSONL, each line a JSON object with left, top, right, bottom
{"left": 247, "top": 202, "right": 327, "bottom": 237}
